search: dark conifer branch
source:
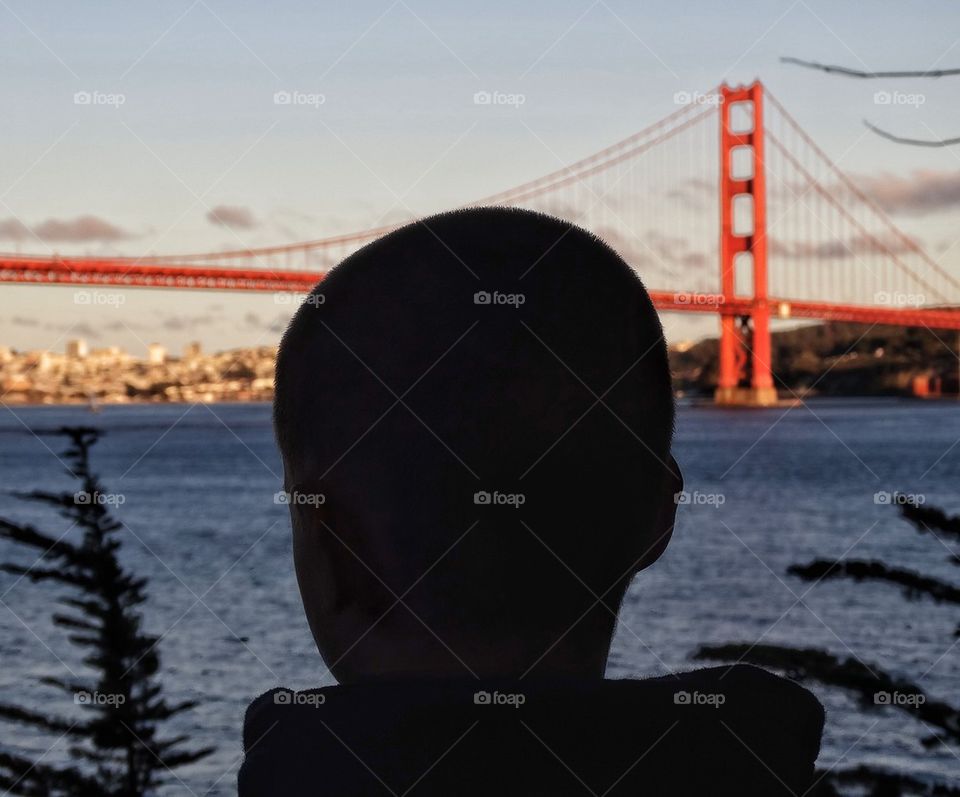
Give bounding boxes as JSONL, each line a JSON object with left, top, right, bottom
{"left": 0, "top": 427, "right": 213, "bottom": 796}
{"left": 901, "top": 502, "right": 960, "bottom": 543}
{"left": 691, "top": 485, "right": 960, "bottom": 796}
{"left": 787, "top": 559, "right": 960, "bottom": 604}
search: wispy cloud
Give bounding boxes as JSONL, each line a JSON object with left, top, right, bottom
{"left": 206, "top": 205, "right": 257, "bottom": 229}
{"left": 853, "top": 170, "right": 960, "bottom": 215}
{"left": 0, "top": 215, "right": 134, "bottom": 243}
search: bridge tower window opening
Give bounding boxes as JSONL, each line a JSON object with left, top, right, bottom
{"left": 732, "top": 194, "right": 755, "bottom": 238}
{"left": 734, "top": 251, "right": 754, "bottom": 298}
{"left": 727, "top": 101, "right": 754, "bottom": 135}
{"left": 730, "top": 146, "right": 754, "bottom": 181}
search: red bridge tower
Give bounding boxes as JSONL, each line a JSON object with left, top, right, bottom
{"left": 715, "top": 82, "right": 778, "bottom": 407}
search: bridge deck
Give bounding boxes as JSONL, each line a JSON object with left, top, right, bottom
{"left": 2, "top": 257, "right": 958, "bottom": 330}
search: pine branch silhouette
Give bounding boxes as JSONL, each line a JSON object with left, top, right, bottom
{"left": 0, "top": 427, "right": 213, "bottom": 797}
{"left": 900, "top": 502, "right": 960, "bottom": 544}
{"left": 787, "top": 559, "right": 960, "bottom": 605}
{"left": 693, "top": 497, "right": 960, "bottom": 795}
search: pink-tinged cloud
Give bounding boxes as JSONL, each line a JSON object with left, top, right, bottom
{"left": 34, "top": 215, "right": 133, "bottom": 242}
{"left": 0, "top": 215, "right": 133, "bottom": 243}
{"left": 0, "top": 219, "right": 30, "bottom": 241}
{"left": 853, "top": 170, "right": 960, "bottom": 215}
{"left": 207, "top": 205, "right": 257, "bottom": 229}
{"left": 769, "top": 234, "right": 919, "bottom": 260}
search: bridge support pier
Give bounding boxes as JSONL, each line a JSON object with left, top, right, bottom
{"left": 715, "top": 312, "right": 778, "bottom": 407}
{"left": 715, "top": 386, "right": 778, "bottom": 406}
{"left": 714, "top": 81, "right": 778, "bottom": 407}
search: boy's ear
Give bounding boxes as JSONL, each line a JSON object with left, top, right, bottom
{"left": 635, "top": 455, "right": 682, "bottom": 573}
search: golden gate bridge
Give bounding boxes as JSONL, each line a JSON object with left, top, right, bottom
{"left": 2, "top": 81, "right": 959, "bottom": 405}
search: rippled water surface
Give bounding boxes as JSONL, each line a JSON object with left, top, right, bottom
{"left": 1, "top": 400, "right": 957, "bottom": 792}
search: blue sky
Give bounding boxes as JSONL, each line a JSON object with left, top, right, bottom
{"left": 2, "top": 0, "right": 960, "bottom": 353}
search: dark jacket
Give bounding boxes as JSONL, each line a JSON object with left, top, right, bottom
{"left": 240, "top": 664, "right": 824, "bottom": 796}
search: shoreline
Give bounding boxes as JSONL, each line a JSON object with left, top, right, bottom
{"left": 3, "top": 394, "right": 955, "bottom": 409}
{"left": 1, "top": 397, "right": 274, "bottom": 409}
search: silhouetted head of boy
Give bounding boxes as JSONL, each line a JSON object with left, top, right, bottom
{"left": 274, "top": 207, "right": 681, "bottom": 683}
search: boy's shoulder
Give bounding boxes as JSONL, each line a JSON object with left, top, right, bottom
{"left": 241, "top": 668, "right": 823, "bottom": 796}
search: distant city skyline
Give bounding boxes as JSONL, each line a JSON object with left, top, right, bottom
{"left": 2, "top": 0, "right": 960, "bottom": 353}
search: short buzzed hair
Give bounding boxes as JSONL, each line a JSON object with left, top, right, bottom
{"left": 274, "top": 207, "right": 673, "bottom": 644}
